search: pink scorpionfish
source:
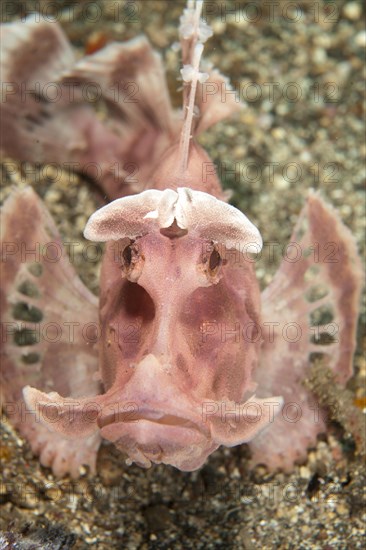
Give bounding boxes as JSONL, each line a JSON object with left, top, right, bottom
{"left": 0, "top": 2, "right": 363, "bottom": 478}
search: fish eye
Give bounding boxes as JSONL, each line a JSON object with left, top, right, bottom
{"left": 118, "top": 240, "right": 144, "bottom": 282}
{"left": 209, "top": 248, "right": 222, "bottom": 272}
{"left": 198, "top": 243, "right": 224, "bottom": 285}
{"left": 122, "top": 243, "right": 133, "bottom": 267}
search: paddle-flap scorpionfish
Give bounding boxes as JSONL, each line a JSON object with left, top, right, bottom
{"left": 0, "top": 1, "right": 363, "bottom": 478}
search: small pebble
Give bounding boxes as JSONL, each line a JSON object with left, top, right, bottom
{"left": 343, "top": 2, "right": 362, "bottom": 21}
{"left": 355, "top": 30, "right": 366, "bottom": 48}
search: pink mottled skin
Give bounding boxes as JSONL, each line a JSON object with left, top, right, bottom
{"left": 0, "top": 1, "right": 363, "bottom": 477}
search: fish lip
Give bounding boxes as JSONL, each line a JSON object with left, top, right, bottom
{"left": 98, "top": 407, "right": 209, "bottom": 435}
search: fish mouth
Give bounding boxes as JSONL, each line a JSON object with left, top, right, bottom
{"left": 98, "top": 406, "right": 214, "bottom": 470}
{"left": 98, "top": 408, "right": 208, "bottom": 435}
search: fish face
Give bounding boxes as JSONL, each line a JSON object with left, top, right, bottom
{"left": 98, "top": 229, "right": 260, "bottom": 390}
{"left": 82, "top": 188, "right": 282, "bottom": 469}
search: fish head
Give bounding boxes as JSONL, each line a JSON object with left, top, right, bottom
{"left": 80, "top": 187, "right": 281, "bottom": 469}
{"left": 24, "top": 188, "right": 281, "bottom": 472}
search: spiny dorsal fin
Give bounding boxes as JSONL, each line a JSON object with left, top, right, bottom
{"left": 178, "top": 0, "right": 212, "bottom": 176}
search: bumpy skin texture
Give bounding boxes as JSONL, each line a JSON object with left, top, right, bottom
{"left": 1, "top": 3, "right": 363, "bottom": 477}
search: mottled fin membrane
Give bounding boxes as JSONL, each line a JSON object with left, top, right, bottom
{"left": 194, "top": 69, "right": 243, "bottom": 134}
{"left": 249, "top": 191, "right": 363, "bottom": 472}
{"left": 0, "top": 15, "right": 74, "bottom": 161}
{"left": 0, "top": 188, "right": 101, "bottom": 477}
{"left": 1, "top": 10, "right": 242, "bottom": 199}
{"left": 0, "top": 17, "right": 176, "bottom": 200}
{"left": 0, "top": 16, "right": 129, "bottom": 199}
{"left": 66, "top": 36, "right": 176, "bottom": 136}
{"left": 63, "top": 35, "right": 182, "bottom": 197}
